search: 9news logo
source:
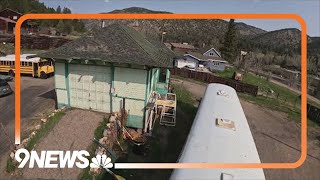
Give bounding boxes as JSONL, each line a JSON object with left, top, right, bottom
{"left": 15, "top": 148, "right": 113, "bottom": 169}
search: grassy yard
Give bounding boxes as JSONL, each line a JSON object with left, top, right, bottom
{"left": 216, "top": 67, "right": 301, "bottom": 106}
{"left": 215, "top": 67, "right": 319, "bottom": 127}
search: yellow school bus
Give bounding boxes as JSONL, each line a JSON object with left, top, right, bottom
{"left": 0, "top": 54, "right": 54, "bottom": 79}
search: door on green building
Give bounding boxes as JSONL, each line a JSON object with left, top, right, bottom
{"left": 156, "top": 68, "right": 170, "bottom": 94}
{"left": 68, "top": 64, "right": 112, "bottom": 112}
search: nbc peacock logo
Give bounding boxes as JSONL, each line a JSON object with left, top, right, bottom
{"left": 90, "top": 154, "right": 113, "bottom": 169}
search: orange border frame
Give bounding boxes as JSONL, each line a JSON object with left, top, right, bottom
{"left": 14, "top": 14, "right": 307, "bottom": 169}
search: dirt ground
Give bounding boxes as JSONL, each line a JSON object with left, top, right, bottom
{"left": 21, "top": 109, "right": 105, "bottom": 179}
{"left": 172, "top": 78, "right": 320, "bottom": 180}
{"left": 0, "top": 76, "right": 55, "bottom": 174}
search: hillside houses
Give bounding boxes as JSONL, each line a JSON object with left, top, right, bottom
{"left": 0, "top": 8, "right": 36, "bottom": 34}
{"left": 173, "top": 46, "right": 228, "bottom": 71}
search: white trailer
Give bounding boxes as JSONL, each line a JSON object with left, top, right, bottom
{"left": 170, "top": 83, "right": 265, "bottom": 180}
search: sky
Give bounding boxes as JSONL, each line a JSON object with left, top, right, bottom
{"left": 39, "top": 0, "right": 320, "bottom": 36}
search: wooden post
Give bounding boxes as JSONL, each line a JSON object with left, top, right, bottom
{"left": 149, "top": 108, "right": 154, "bottom": 132}
{"left": 5, "top": 22, "right": 8, "bottom": 34}
{"left": 116, "top": 98, "right": 127, "bottom": 139}
{"left": 144, "top": 109, "right": 149, "bottom": 133}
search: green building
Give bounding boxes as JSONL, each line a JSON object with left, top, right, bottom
{"left": 40, "top": 24, "right": 175, "bottom": 129}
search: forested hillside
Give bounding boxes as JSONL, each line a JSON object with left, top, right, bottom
{"left": 0, "top": 0, "right": 85, "bottom": 34}
{"left": 83, "top": 7, "right": 319, "bottom": 73}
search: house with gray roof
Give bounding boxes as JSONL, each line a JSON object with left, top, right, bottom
{"left": 40, "top": 24, "right": 175, "bottom": 130}
{"left": 175, "top": 51, "right": 227, "bottom": 71}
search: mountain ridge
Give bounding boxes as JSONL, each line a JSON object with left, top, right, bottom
{"left": 83, "top": 7, "right": 318, "bottom": 56}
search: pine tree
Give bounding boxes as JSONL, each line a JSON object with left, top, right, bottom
{"left": 57, "top": 19, "right": 64, "bottom": 31}
{"left": 56, "top": 6, "right": 61, "bottom": 13}
{"left": 220, "top": 19, "right": 238, "bottom": 63}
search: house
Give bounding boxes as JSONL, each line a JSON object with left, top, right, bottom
{"left": 0, "top": 16, "right": 16, "bottom": 34}
{"left": 0, "top": 8, "right": 23, "bottom": 21}
{"left": 202, "top": 47, "right": 227, "bottom": 71}
{"left": 203, "top": 47, "right": 222, "bottom": 58}
{"left": 175, "top": 51, "right": 227, "bottom": 71}
{"left": 0, "top": 8, "right": 34, "bottom": 34}
{"left": 205, "top": 59, "right": 228, "bottom": 72}
{"left": 39, "top": 24, "right": 175, "bottom": 130}
{"left": 166, "top": 42, "right": 195, "bottom": 52}
{"left": 175, "top": 53, "right": 202, "bottom": 69}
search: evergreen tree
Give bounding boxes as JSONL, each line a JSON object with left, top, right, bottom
{"left": 220, "top": 19, "right": 238, "bottom": 63}
{"left": 56, "top": 6, "right": 61, "bottom": 13}
{"left": 56, "top": 19, "right": 64, "bottom": 31}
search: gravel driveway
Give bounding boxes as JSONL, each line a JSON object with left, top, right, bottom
{"left": 22, "top": 109, "right": 105, "bottom": 179}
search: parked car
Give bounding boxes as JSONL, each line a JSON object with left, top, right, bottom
{"left": 0, "top": 79, "right": 13, "bottom": 97}
{"left": 0, "top": 75, "right": 13, "bottom": 82}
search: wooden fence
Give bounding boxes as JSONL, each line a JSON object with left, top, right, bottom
{"left": 171, "top": 68, "right": 259, "bottom": 96}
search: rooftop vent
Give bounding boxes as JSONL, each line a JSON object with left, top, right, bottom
{"left": 216, "top": 118, "right": 236, "bottom": 131}
{"left": 217, "top": 89, "right": 230, "bottom": 98}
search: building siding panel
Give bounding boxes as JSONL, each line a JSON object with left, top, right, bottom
{"left": 55, "top": 63, "right": 66, "bottom": 89}
{"left": 113, "top": 67, "right": 147, "bottom": 128}
{"left": 68, "top": 64, "right": 112, "bottom": 112}
{"left": 54, "top": 62, "right": 68, "bottom": 107}
{"left": 113, "top": 67, "right": 147, "bottom": 100}
{"left": 56, "top": 89, "right": 68, "bottom": 107}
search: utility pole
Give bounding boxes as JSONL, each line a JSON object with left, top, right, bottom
{"left": 161, "top": 31, "right": 167, "bottom": 43}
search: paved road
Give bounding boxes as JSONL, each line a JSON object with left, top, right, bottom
{"left": 0, "top": 76, "right": 55, "bottom": 169}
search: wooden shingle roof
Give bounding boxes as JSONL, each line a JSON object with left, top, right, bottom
{"left": 40, "top": 24, "right": 175, "bottom": 68}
